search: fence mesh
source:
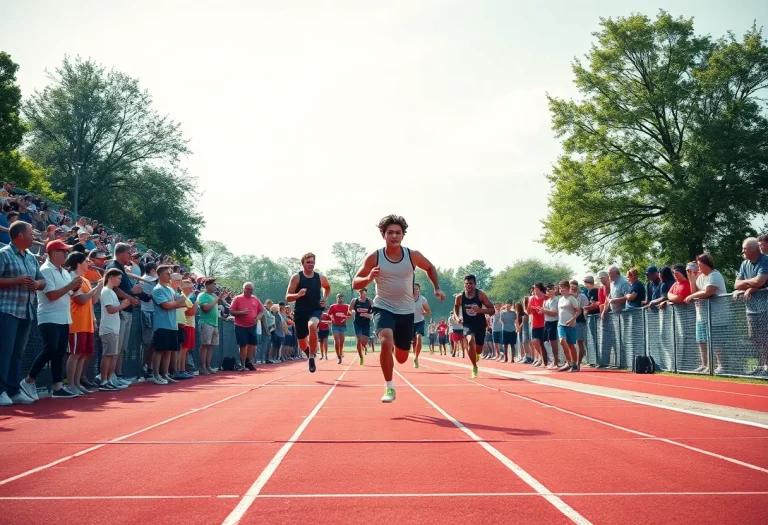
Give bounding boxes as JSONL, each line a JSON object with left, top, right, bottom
{"left": 712, "top": 292, "right": 768, "bottom": 377}
{"left": 645, "top": 306, "right": 675, "bottom": 371}
{"left": 674, "top": 302, "right": 702, "bottom": 374}
{"left": 619, "top": 308, "right": 644, "bottom": 369}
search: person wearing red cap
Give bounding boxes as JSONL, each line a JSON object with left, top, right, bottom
{"left": 20, "top": 239, "right": 84, "bottom": 399}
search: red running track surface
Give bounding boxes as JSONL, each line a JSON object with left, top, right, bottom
{"left": 0, "top": 355, "right": 766, "bottom": 524}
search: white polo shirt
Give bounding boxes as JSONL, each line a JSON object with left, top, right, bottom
{"left": 37, "top": 260, "right": 73, "bottom": 325}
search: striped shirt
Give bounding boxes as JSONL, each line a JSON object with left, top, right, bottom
{"left": 0, "top": 243, "right": 43, "bottom": 320}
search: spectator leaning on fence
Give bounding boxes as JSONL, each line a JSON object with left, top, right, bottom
{"left": 660, "top": 264, "right": 692, "bottom": 308}
{"left": 0, "top": 221, "right": 45, "bottom": 406}
{"left": 759, "top": 232, "right": 767, "bottom": 256}
{"left": 685, "top": 254, "right": 728, "bottom": 374}
{"left": 197, "top": 278, "right": 222, "bottom": 375}
{"left": 734, "top": 237, "right": 768, "bottom": 375}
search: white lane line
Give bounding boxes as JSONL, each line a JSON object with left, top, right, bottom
{"left": 0, "top": 363, "right": 312, "bottom": 487}
{"left": 421, "top": 357, "right": 768, "bottom": 430}
{"left": 3, "top": 491, "right": 767, "bottom": 501}
{"left": 221, "top": 363, "right": 353, "bottom": 525}
{"left": 254, "top": 490, "right": 768, "bottom": 498}
{"left": 437, "top": 368, "right": 768, "bottom": 475}
{"left": 394, "top": 370, "right": 592, "bottom": 525}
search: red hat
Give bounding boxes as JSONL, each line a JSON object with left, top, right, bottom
{"left": 46, "top": 240, "right": 72, "bottom": 253}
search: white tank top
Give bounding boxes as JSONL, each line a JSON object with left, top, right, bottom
{"left": 372, "top": 247, "right": 414, "bottom": 315}
{"left": 414, "top": 295, "right": 427, "bottom": 323}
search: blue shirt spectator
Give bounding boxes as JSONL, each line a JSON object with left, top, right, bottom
{"left": 152, "top": 283, "right": 177, "bottom": 330}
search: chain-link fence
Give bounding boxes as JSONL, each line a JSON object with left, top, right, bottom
{"left": 583, "top": 289, "right": 768, "bottom": 378}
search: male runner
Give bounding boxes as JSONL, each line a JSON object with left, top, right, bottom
{"left": 349, "top": 288, "right": 373, "bottom": 365}
{"left": 328, "top": 293, "right": 351, "bottom": 364}
{"left": 454, "top": 274, "right": 495, "bottom": 378}
{"left": 353, "top": 215, "right": 444, "bottom": 403}
{"left": 411, "top": 283, "right": 431, "bottom": 368}
{"left": 318, "top": 307, "right": 331, "bottom": 360}
{"left": 285, "top": 253, "right": 331, "bottom": 373}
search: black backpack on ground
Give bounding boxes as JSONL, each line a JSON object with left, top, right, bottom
{"left": 221, "top": 356, "right": 237, "bottom": 371}
{"left": 633, "top": 355, "right": 656, "bottom": 374}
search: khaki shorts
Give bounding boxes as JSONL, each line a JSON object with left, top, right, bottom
{"left": 200, "top": 323, "right": 219, "bottom": 346}
{"left": 100, "top": 333, "right": 120, "bottom": 357}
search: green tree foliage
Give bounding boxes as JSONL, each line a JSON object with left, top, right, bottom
{"left": 329, "top": 242, "right": 367, "bottom": 295}
{"left": 22, "top": 56, "right": 201, "bottom": 255}
{"left": 455, "top": 259, "right": 493, "bottom": 290}
{"left": 0, "top": 52, "right": 25, "bottom": 153}
{"left": 488, "top": 259, "right": 573, "bottom": 304}
{"left": 544, "top": 13, "right": 768, "bottom": 274}
{"left": 0, "top": 150, "right": 64, "bottom": 201}
{"left": 191, "top": 240, "right": 233, "bottom": 278}
{"left": 224, "top": 255, "right": 293, "bottom": 303}
{"left": 415, "top": 266, "right": 458, "bottom": 322}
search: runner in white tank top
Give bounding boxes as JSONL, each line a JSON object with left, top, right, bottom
{"left": 411, "top": 283, "right": 431, "bottom": 369}
{"left": 353, "top": 215, "right": 445, "bottom": 403}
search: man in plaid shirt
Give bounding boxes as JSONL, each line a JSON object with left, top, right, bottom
{"left": 0, "top": 221, "right": 45, "bottom": 406}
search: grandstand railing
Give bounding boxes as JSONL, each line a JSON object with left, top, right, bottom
{"left": 577, "top": 289, "right": 767, "bottom": 378}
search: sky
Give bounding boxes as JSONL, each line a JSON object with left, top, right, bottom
{"left": 2, "top": 0, "right": 766, "bottom": 279}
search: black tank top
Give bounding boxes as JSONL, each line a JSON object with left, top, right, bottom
{"left": 354, "top": 298, "right": 372, "bottom": 324}
{"left": 294, "top": 272, "right": 321, "bottom": 312}
{"left": 461, "top": 291, "right": 485, "bottom": 329}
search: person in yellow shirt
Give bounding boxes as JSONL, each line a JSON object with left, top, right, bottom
{"left": 179, "top": 279, "right": 199, "bottom": 378}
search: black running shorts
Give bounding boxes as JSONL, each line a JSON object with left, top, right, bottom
{"left": 372, "top": 307, "right": 414, "bottom": 351}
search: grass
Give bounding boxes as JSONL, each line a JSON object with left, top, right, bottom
{"left": 655, "top": 370, "right": 768, "bottom": 385}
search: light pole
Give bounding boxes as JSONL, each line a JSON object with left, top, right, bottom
{"left": 73, "top": 161, "right": 83, "bottom": 217}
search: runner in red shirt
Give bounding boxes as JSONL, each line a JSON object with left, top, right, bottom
{"left": 437, "top": 319, "right": 449, "bottom": 355}
{"left": 526, "top": 283, "right": 548, "bottom": 367}
{"left": 328, "top": 293, "right": 351, "bottom": 364}
{"left": 317, "top": 308, "right": 331, "bottom": 360}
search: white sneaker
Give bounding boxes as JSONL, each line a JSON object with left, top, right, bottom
{"left": 20, "top": 380, "right": 39, "bottom": 401}
{"left": 11, "top": 392, "right": 35, "bottom": 404}
{"left": 693, "top": 366, "right": 706, "bottom": 373}
{"left": 95, "top": 374, "right": 101, "bottom": 383}
{"left": 714, "top": 366, "right": 724, "bottom": 375}
{"left": 381, "top": 387, "right": 396, "bottom": 403}
{"left": 111, "top": 380, "right": 128, "bottom": 390}
{"left": 153, "top": 376, "right": 168, "bottom": 385}
{"left": 0, "top": 392, "right": 12, "bottom": 406}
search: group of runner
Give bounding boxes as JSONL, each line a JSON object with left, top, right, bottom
{"left": 283, "top": 214, "right": 494, "bottom": 403}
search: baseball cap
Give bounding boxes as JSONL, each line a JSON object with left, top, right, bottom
{"left": 46, "top": 240, "right": 72, "bottom": 253}
{"left": 645, "top": 265, "right": 659, "bottom": 275}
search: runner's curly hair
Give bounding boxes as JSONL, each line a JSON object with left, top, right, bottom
{"left": 377, "top": 214, "right": 408, "bottom": 236}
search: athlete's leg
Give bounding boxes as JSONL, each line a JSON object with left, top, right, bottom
{"left": 414, "top": 334, "right": 422, "bottom": 361}
{"left": 465, "top": 334, "right": 478, "bottom": 366}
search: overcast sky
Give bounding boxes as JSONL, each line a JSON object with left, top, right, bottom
{"left": 2, "top": 0, "right": 765, "bottom": 278}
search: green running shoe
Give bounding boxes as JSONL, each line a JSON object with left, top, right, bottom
{"left": 472, "top": 365, "right": 478, "bottom": 378}
{"left": 359, "top": 356, "right": 364, "bottom": 366}
{"left": 413, "top": 358, "right": 419, "bottom": 369}
{"left": 381, "top": 387, "right": 396, "bottom": 403}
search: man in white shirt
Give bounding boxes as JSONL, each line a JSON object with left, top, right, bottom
{"left": 20, "top": 240, "right": 83, "bottom": 400}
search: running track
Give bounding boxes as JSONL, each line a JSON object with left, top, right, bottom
{"left": 0, "top": 356, "right": 766, "bottom": 524}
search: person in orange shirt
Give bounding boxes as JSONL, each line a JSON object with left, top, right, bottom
{"left": 65, "top": 251, "right": 103, "bottom": 394}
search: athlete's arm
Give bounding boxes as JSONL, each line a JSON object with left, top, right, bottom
{"left": 453, "top": 294, "right": 462, "bottom": 322}
{"left": 421, "top": 298, "right": 431, "bottom": 317}
{"left": 409, "top": 250, "right": 443, "bottom": 300}
{"left": 319, "top": 274, "right": 331, "bottom": 306}
{"left": 475, "top": 291, "right": 496, "bottom": 316}
{"left": 353, "top": 252, "right": 379, "bottom": 290}
{"left": 285, "top": 273, "right": 303, "bottom": 303}
{"left": 348, "top": 298, "right": 357, "bottom": 317}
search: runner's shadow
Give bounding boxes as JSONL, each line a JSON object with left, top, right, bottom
{"left": 392, "top": 414, "right": 550, "bottom": 437}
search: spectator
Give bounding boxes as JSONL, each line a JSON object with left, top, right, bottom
{"left": 176, "top": 278, "right": 198, "bottom": 379}
{"left": 686, "top": 254, "right": 728, "bottom": 374}
{"left": 0, "top": 208, "right": 10, "bottom": 246}
{"left": 0, "top": 221, "right": 45, "bottom": 406}
{"left": 270, "top": 303, "right": 285, "bottom": 363}
{"left": 527, "top": 283, "right": 548, "bottom": 367}
{"left": 140, "top": 262, "right": 159, "bottom": 379}
{"left": 541, "top": 283, "right": 561, "bottom": 369}
{"left": 230, "top": 282, "right": 267, "bottom": 371}
{"left": 99, "top": 268, "right": 132, "bottom": 390}
{"left": 644, "top": 266, "right": 662, "bottom": 306}
{"left": 570, "top": 281, "right": 589, "bottom": 366}
{"left": 759, "top": 232, "right": 767, "bottom": 256}
{"left": 151, "top": 265, "right": 187, "bottom": 384}
{"left": 624, "top": 268, "right": 646, "bottom": 309}
{"left": 21, "top": 239, "right": 83, "bottom": 399}
{"left": 557, "top": 280, "right": 581, "bottom": 372}
{"left": 490, "top": 303, "right": 502, "bottom": 360}
{"left": 106, "top": 243, "right": 148, "bottom": 385}
{"left": 734, "top": 237, "right": 768, "bottom": 375}
{"left": 197, "top": 278, "right": 223, "bottom": 374}
{"left": 500, "top": 300, "right": 517, "bottom": 362}
{"left": 65, "top": 251, "right": 103, "bottom": 394}
{"left": 661, "top": 264, "right": 692, "bottom": 307}
{"left": 605, "top": 265, "right": 631, "bottom": 313}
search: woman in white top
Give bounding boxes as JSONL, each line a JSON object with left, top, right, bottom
{"left": 685, "top": 254, "right": 728, "bottom": 374}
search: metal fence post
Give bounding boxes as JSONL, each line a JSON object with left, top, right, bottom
{"left": 642, "top": 307, "right": 648, "bottom": 357}
{"left": 671, "top": 305, "right": 678, "bottom": 373}
{"left": 706, "top": 299, "right": 714, "bottom": 376}
{"left": 616, "top": 312, "right": 623, "bottom": 368}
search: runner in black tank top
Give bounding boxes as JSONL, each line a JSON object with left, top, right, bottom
{"left": 350, "top": 288, "right": 373, "bottom": 364}
{"left": 453, "top": 274, "right": 495, "bottom": 378}
{"left": 285, "top": 253, "right": 331, "bottom": 373}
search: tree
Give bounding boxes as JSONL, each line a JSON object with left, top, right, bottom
{"left": 488, "top": 259, "right": 573, "bottom": 304}
{"left": 0, "top": 150, "right": 64, "bottom": 201}
{"left": 225, "top": 255, "right": 290, "bottom": 303}
{"left": 455, "top": 259, "right": 494, "bottom": 290}
{"left": 544, "top": 13, "right": 768, "bottom": 275}
{"left": 0, "top": 52, "right": 25, "bottom": 153}
{"left": 329, "top": 241, "right": 367, "bottom": 295}
{"left": 22, "top": 56, "right": 201, "bottom": 255}
{"left": 415, "top": 266, "right": 458, "bottom": 322}
{"left": 191, "top": 240, "right": 233, "bottom": 278}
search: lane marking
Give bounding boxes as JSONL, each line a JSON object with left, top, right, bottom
{"left": 395, "top": 370, "right": 592, "bottom": 525}
{"left": 221, "top": 363, "right": 353, "bottom": 525}
{"left": 421, "top": 357, "right": 768, "bottom": 430}
{"left": 2, "top": 491, "right": 767, "bottom": 501}
{"left": 432, "top": 367, "right": 768, "bottom": 475}
{"left": 0, "top": 363, "right": 314, "bottom": 487}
